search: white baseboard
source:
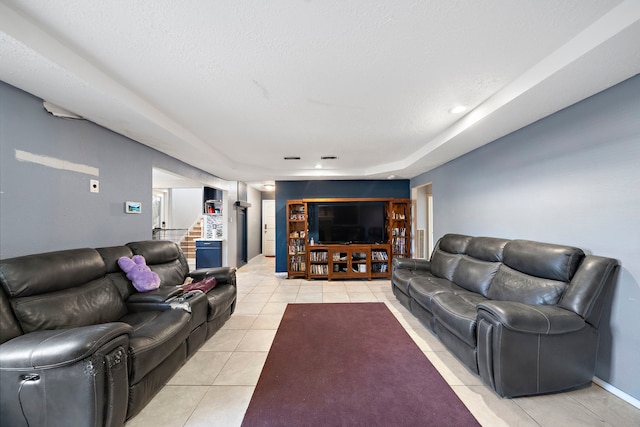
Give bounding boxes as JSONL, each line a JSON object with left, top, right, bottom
{"left": 593, "top": 377, "right": 640, "bottom": 409}
{"left": 274, "top": 272, "right": 288, "bottom": 279}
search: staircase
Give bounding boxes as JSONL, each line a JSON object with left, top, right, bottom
{"left": 180, "top": 218, "right": 203, "bottom": 259}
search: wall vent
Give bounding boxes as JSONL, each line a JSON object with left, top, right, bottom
{"left": 284, "top": 156, "right": 301, "bottom": 160}
{"left": 417, "top": 229, "right": 426, "bottom": 259}
{"left": 320, "top": 156, "right": 338, "bottom": 160}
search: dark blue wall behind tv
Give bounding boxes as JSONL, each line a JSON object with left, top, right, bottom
{"left": 275, "top": 180, "right": 410, "bottom": 273}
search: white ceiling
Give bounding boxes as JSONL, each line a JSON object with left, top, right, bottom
{"left": 1, "top": 1, "right": 639, "bottom": 189}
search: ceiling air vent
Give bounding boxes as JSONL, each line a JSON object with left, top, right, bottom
{"left": 320, "top": 156, "right": 338, "bottom": 160}
{"left": 284, "top": 156, "right": 301, "bottom": 160}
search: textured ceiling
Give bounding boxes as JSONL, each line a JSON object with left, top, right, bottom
{"left": 1, "top": 0, "right": 639, "bottom": 188}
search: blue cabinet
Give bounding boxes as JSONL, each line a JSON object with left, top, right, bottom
{"left": 195, "top": 240, "right": 222, "bottom": 268}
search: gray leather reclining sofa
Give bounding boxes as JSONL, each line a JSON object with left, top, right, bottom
{"left": 392, "top": 234, "right": 618, "bottom": 398}
{"left": 0, "top": 240, "right": 237, "bottom": 426}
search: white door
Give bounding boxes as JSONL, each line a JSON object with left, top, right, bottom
{"left": 262, "top": 200, "right": 276, "bottom": 256}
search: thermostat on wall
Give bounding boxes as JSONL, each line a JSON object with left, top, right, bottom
{"left": 125, "top": 201, "right": 141, "bottom": 214}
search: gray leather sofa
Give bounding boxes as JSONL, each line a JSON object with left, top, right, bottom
{"left": 392, "top": 234, "right": 618, "bottom": 398}
{"left": 0, "top": 240, "right": 237, "bottom": 426}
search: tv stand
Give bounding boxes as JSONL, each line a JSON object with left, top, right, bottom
{"left": 308, "top": 243, "right": 390, "bottom": 280}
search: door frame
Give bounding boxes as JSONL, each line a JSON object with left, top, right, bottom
{"left": 262, "top": 199, "right": 276, "bottom": 256}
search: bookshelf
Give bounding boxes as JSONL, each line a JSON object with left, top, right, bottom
{"left": 389, "top": 199, "right": 411, "bottom": 260}
{"left": 287, "top": 200, "right": 307, "bottom": 278}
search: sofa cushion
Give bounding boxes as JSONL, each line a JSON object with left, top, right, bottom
{"left": 431, "top": 292, "right": 488, "bottom": 347}
{"left": 127, "top": 241, "right": 182, "bottom": 265}
{"left": 503, "top": 240, "right": 584, "bottom": 282}
{"left": 96, "top": 246, "right": 137, "bottom": 299}
{"left": 127, "top": 241, "right": 189, "bottom": 287}
{"left": 430, "top": 249, "right": 463, "bottom": 281}
{"left": 466, "top": 237, "right": 509, "bottom": 262}
{"left": 147, "top": 260, "right": 188, "bottom": 287}
{"left": 11, "top": 277, "right": 128, "bottom": 333}
{"left": 488, "top": 265, "right": 568, "bottom": 305}
{"left": 392, "top": 268, "right": 434, "bottom": 295}
{"left": 0, "top": 249, "right": 106, "bottom": 297}
{"left": 452, "top": 257, "right": 500, "bottom": 297}
{"left": 438, "top": 234, "right": 472, "bottom": 254}
{"left": 0, "top": 289, "right": 23, "bottom": 344}
{"left": 205, "top": 284, "right": 237, "bottom": 321}
{"left": 408, "top": 276, "right": 465, "bottom": 312}
{"left": 119, "top": 309, "right": 191, "bottom": 384}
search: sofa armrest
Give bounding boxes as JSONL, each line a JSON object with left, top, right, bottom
{"left": 392, "top": 258, "right": 431, "bottom": 272}
{"left": 477, "top": 301, "right": 584, "bottom": 335}
{"left": 189, "top": 267, "right": 237, "bottom": 286}
{"left": 476, "top": 301, "right": 598, "bottom": 397}
{"left": 0, "top": 323, "right": 132, "bottom": 369}
{"left": 0, "top": 323, "right": 131, "bottom": 427}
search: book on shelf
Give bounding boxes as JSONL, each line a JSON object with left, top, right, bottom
{"left": 391, "top": 211, "right": 406, "bottom": 220}
{"left": 310, "top": 264, "right": 328, "bottom": 275}
{"left": 310, "top": 251, "right": 328, "bottom": 262}
{"left": 392, "top": 228, "right": 406, "bottom": 236}
{"left": 393, "top": 237, "right": 407, "bottom": 254}
{"left": 372, "top": 263, "right": 388, "bottom": 273}
{"left": 372, "top": 251, "right": 388, "bottom": 260}
{"left": 289, "top": 255, "right": 306, "bottom": 272}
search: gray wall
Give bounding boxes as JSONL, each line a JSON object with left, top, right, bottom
{"left": 0, "top": 81, "right": 239, "bottom": 263}
{"left": 170, "top": 188, "right": 202, "bottom": 229}
{"left": 411, "top": 74, "right": 640, "bottom": 401}
{"left": 1, "top": 82, "right": 153, "bottom": 256}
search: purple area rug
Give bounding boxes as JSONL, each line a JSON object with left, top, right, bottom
{"left": 242, "top": 303, "right": 479, "bottom": 426}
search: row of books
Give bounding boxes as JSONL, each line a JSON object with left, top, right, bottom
{"left": 371, "top": 251, "right": 389, "bottom": 260}
{"left": 392, "top": 227, "right": 407, "bottom": 236}
{"left": 310, "top": 265, "right": 329, "bottom": 275}
{"left": 289, "top": 214, "right": 306, "bottom": 220}
{"left": 391, "top": 211, "right": 406, "bottom": 220}
{"left": 393, "top": 237, "right": 407, "bottom": 254}
{"left": 290, "top": 256, "right": 306, "bottom": 272}
{"left": 289, "top": 231, "right": 306, "bottom": 238}
{"left": 310, "top": 251, "right": 329, "bottom": 262}
{"left": 288, "top": 243, "right": 306, "bottom": 255}
{"left": 372, "top": 264, "right": 389, "bottom": 273}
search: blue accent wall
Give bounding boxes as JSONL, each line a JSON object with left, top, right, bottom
{"left": 411, "top": 74, "right": 640, "bottom": 402}
{"left": 275, "top": 180, "right": 409, "bottom": 272}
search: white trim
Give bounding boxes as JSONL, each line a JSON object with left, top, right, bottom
{"left": 274, "top": 272, "right": 288, "bottom": 279}
{"left": 15, "top": 149, "right": 99, "bottom": 176}
{"left": 593, "top": 377, "right": 640, "bottom": 409}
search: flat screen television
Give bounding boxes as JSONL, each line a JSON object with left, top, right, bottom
{"left": 308, "top": 202, "right": 386, "bottom": 244}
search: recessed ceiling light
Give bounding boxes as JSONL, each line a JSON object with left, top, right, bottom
{"left": 315, "top": 164, "right": 322, "bottom": 169}
{"left": 449, "top": 105, "right": 467, "bottom": 114}
{"left": 264, "top": 184, "right": 275, "bottom": 191}
{"left": 388, "top": 175, "right": 396, "bottom": 179}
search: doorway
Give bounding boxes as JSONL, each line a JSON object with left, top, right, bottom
{"left": 237, "top": 207, "right": 248, "bottom": 267}
{"left": 412, "top": 183, "right": 434, "bottom": 259}
{"left": 262, "top": 199, "right": 276, "bottom": 256}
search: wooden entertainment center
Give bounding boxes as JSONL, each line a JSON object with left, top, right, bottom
{"left": 287, "top": 198, "right": 411, "bottom": 280}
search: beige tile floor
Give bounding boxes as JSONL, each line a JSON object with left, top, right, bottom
{"left": 126, "top": 255, "right": 640, "bottom": 427}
